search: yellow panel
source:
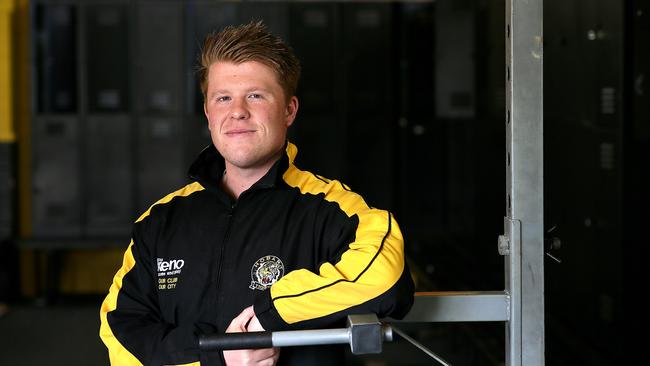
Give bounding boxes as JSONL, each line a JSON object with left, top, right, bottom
{"left": 0, "top": 0, "right": 15, "bottom": 143}
{"left": 60, "top": 249, "right": 127, "bottom": 294}
{"left": 19, "top": 249, "right": 36, "bottom": 297}
{"left": 14, "top": 0, "right": 32, "bottom": 237}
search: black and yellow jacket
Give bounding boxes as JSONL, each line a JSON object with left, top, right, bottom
{"left": 99, "top": 142, "right": 414, "bottom": 365}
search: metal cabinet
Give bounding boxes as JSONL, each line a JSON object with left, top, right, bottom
{"left": 84, "top": 116, "right": 133, "bottom": 237}
{"left": 32, "top": 3, "right": 81, "bottom": 237}
{"left": 32, "top": 117, "right": 82, "bottom": 237}
{"left": 135, "top": 1, "right": 185, "bottom": 213}
{"left": 287, "top": 2, "right": 345, "bottom": 180}
{"left": 33, "top": 3, "right": 77, "bottom": 114}
{"left": 544, "top": 0, "right": 626, "bottom": 361}
{"left": 83, "top": 3, "right": 133, "bottom": 237}
{"left": 85, "top": 3, "right": 130, "bottom": 114}
{"left": 342, "top": 3, "right": 395, "bottom": 210}
{"left": 134, "top": 2, "right": 182, "bottom": 115}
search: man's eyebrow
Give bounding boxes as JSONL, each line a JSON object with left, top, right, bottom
{"left": 209, "top": 89, "right": 229, "bottom": 96}
{"left": 208, "top": 87, "right": 271, "bottom": 98}
{"left": 245, "top": 87, "right": 271, "bottom": 93}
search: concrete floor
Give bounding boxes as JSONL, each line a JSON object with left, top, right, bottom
{"left": 0, "top": 299, "right": 108, "bottom": 365}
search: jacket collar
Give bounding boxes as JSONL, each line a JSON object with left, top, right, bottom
{"left": 188, "top": 141, "right": 296, "bottom": 192}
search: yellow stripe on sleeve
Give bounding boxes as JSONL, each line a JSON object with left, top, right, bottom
{"left": 273, "top": 158, "right": 405, "bottom": 324}
{"left": 99, "top": 241, "right": 142, "bottom": 365}
{"left": 99, "top": 182, "right": 205, "bottom": 365}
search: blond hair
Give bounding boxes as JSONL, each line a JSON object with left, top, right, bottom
{"left": 198, "top": 21, "right": 301, "bottom": 101}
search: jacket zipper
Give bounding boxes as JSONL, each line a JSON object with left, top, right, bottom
{"left": 215, "top": 201, "right": 237, "bottom": 325}
{"left": 213, "top": 187, "right": 269, "bottom": 326}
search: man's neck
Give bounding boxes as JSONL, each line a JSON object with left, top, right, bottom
{"left": 221, "top": 156, "right": 279, "bottom": 199}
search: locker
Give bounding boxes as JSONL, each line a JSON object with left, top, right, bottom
{"left": 288, "top": 2, "right": 346, "bottom": 180}
{"left": 342, "top": 3, "right": 393, "bottom": 114}
{"left": 137, "top": 117, "right": 185, "bottom": 214}
{"left": 84, "top": 116, "right": 133, "bottom": 237}
{"left": 624, "top": 3, "right": 650, "bottom": 363}
{"left": 135, "top": 2, "right": 185, "bottom": 213}
{"left": 342, "top": 2, "right": 395, "bottom": 210}
{"left": 34, "top": 3, "right": 77, "bottom": 114}
{"left": 435, "top": 0, "right": 475, "bottom": 118}
{"left": 544, "top": 0, "right": 625, "bottom": 361}
{"left": 32, "top": 117, "right": 82, "bottom": 237}
{"left": 288, "top": 2, "right": 340, "bottom": 114}
{"left": 85, "top": 3, "right": 130, "bottom": 113}
{"left": 594, "top": 0, "right": 624, "bottom": 130}
{"left": 135, "top": 1, "right": 182, "bottom": 114}
{"left": 394, "top": 3, "right": 446, "bottom": 235}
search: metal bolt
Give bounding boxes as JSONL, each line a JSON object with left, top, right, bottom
{"left": 498, "top": 235, "right": 510, "bottom": 255}
{"left": 587, "top": 29, "right": 597, "bottom": 40}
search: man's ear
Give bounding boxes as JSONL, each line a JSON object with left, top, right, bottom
{"left": 285, "top": 96, "right": 299, "bottom": 127}
{"left": 204, "top": 102, "right": 210, "bottom": 127}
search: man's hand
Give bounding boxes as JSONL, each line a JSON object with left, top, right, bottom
{"left": 223, "top": 306, "right": 280, "bottom": 366}
{"left": 245, "top": 310, "right": 265, "bottom": 332}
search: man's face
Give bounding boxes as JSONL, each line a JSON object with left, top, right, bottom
{"left": 204, "top": 61, "right": 298, "bottom": 172}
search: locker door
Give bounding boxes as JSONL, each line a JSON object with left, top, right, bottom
{"left": 84, "top": 3, "right": 133, "bottom": 237}
{"left": 342, "top": 2, "right": 395, "bottom": 209}
{"left": 34, "top": 3, "right": 77, "bottom": 114}
{"left": 135, "top": 2, "right": 182, "bottom": 115}
{"left": 137, "top": 117, "right": 184, "bottom": 213}
{"left": 85, "top": 3, "right": 130, "bottom": 114}
{"left": 394, "top": 2, "right": 447, "bottom": 237}
{"left": 288, "top": 2, "right": 346, "bottom": 180}
{"left": 32, "top": 117, "right": 82, "bottom": 237}
{"left": 32, "top": 3, "right": 81, "bottom": 238}
{"left": 135, "top": 2, "right": 185, "bottom": 213}
{"left": 545, "top": 0, "right": 625, "bottom": 360}
{"left": 84, "top": 116, "right": 133, "bottom": 237}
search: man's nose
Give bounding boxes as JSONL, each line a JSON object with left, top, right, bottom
{"left": 230, "top": 98, "right": 250, "bottom": 120}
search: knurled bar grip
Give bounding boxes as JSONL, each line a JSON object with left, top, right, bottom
{"left": 199, "top": 332, "right": 273, "bottom": 351}
{"left": 199, "top": 328, "right": 351, "bottom": 351}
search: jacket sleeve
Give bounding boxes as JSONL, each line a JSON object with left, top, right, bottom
{"left": 99, "top": 227, "right": 215, "bottom": 366}
{"left": 254, "top": 188, "right": 415, "bottom": 331}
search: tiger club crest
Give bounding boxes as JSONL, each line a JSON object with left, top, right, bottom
{"left": 249, "top": 255, "right": 285, "bottom": 290}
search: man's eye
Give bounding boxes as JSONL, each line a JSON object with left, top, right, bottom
{"left": 248, "top": 93, "right": 262, "bottom": 99}
{"left": 217, "top": 96, "right": 230, "bottom": 102}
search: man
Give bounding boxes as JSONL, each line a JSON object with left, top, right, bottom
{"left": 100, "top": 21, "right": 414, "bottom": 366}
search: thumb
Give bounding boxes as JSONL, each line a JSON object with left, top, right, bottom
{"left": 226, "top": 306, "right": 255, "bottom": 333}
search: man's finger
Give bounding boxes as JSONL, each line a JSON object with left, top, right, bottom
{"left": 226, "top": 306, "right": 255, "bottom": 332}
{"left": 252, "top": 347, "right": 280, "bottom": 364}
{"left": 246, "top": 314, "right": 265, "bottom": 332}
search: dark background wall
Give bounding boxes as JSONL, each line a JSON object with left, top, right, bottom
{"left": 1, "top": 0, "right": 648, "bottom": 365}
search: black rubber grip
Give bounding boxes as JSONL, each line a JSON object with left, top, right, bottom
{"left": 199, "top": 332, "right": 274, "bottom": 351}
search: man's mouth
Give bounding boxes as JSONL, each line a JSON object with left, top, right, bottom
{"left": 225, "top": 129, "right": 256, "bottom": 136}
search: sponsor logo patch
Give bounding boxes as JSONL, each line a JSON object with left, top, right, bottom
{"left": 249, "top": 255, "right": 284, "bottom": 290}
{"left": 157, "top": 257, "right": 184, "bottom": 290}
